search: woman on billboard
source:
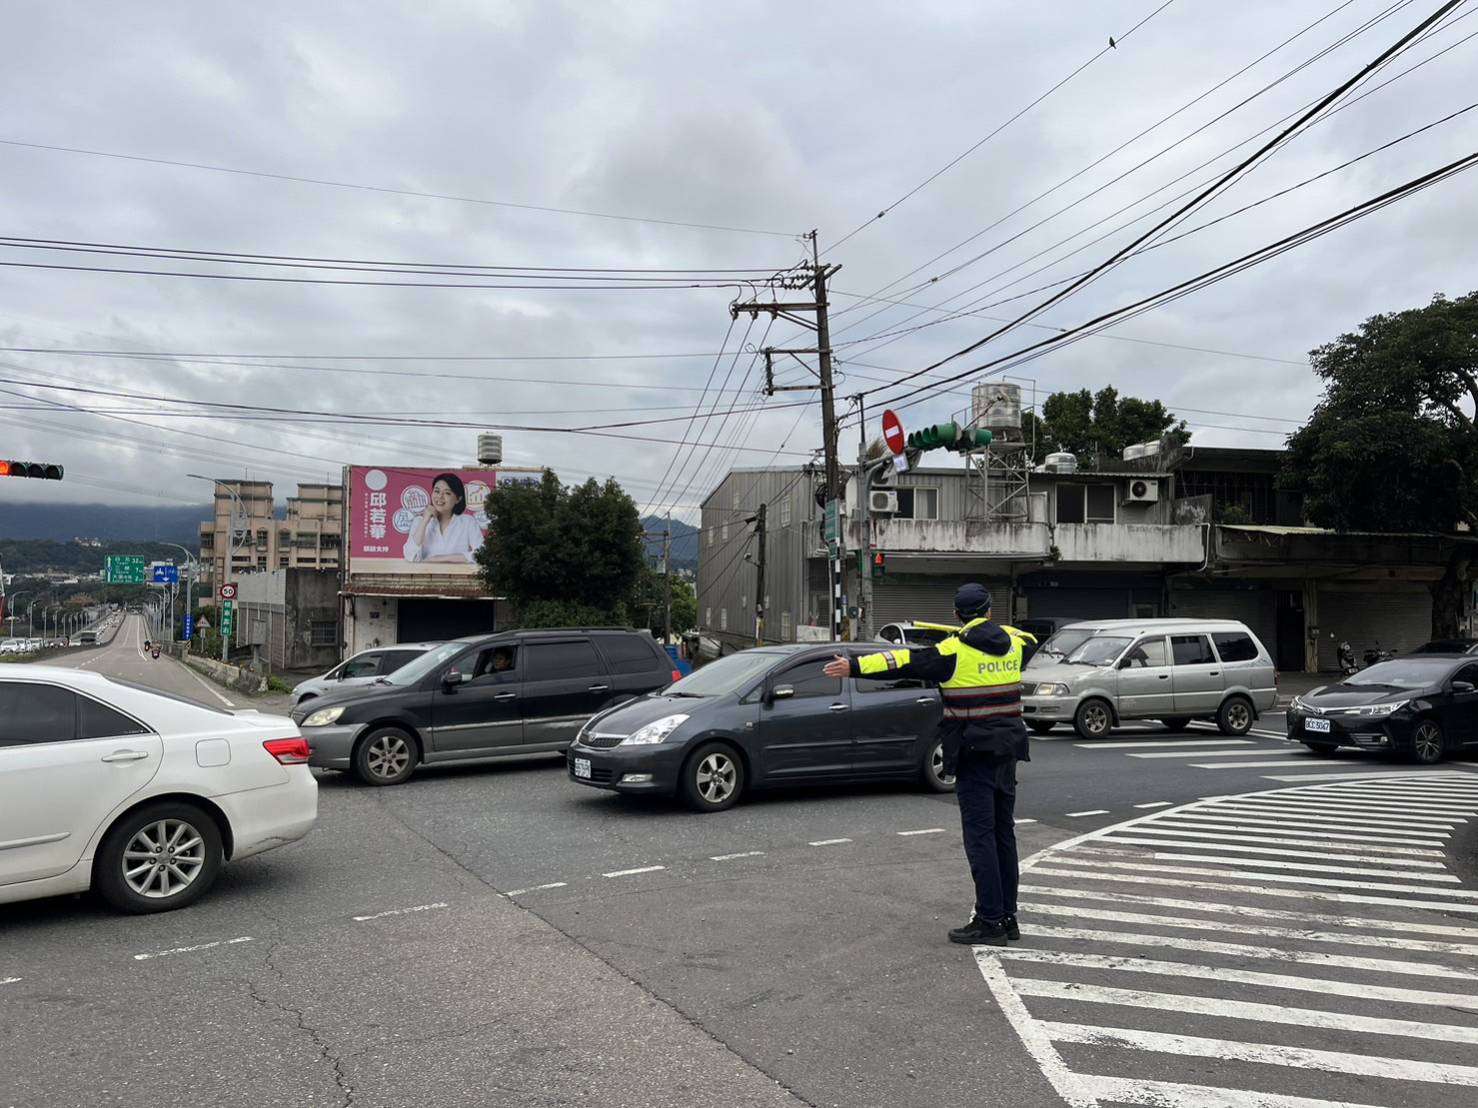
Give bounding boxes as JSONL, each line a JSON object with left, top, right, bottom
{"left": 403, "top": 473, "right": 484, "bottom": 564}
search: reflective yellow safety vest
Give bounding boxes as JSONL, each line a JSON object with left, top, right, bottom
{"left": 935, "top": 618, "right": 1027, "bottom": 722}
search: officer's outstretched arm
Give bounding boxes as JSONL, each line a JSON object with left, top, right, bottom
{"left": 846, "top": 646, "right": 956, "bottom": 683}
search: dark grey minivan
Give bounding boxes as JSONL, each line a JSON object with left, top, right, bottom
{"left": 567, "top": 644, "right": 950, "bottom": 813}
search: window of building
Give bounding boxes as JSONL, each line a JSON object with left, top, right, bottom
{"left": 1211, "top": 632, "right": 1259, "bottom": 663}
{"left": 779, "top": 499, "right": 792, "bottom": 527}
{"left": 1056, "top": 484, "right": 1116, "bottom": 524}
{"left": 896, "top": 486, "right": 939, "bottom": 521}
{"left": 781, "top": 610, "right": 792, "bottom": 639}
{"left": 704, "top": 607, "right": 711, "bottom": 627}
{"left": 525, "top": 640, "right": 604, "bottom": 680}
{"left": 0, "top": 682, "right": 76, "bottom": 746}
{"left": 708, "top": 527, "right": 714, "bottom": 548}
{"left": 721, "top": 522, "right": 729, "bottom": 542}
{"left": 720, "top": 608, "right": 728, "bottom": 631}
{"left": 309, "top": 621, "right": 338, "bottom": 647}
{"left": 1171, "top": 634, "right": 1216, "bottom": 666}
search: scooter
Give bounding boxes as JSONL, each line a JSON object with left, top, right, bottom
{"left": 1336, "top": 639, "right": 1359, "bottom": 676}
{"left": 151, "top": 645, "right": 161, "bottom": 660}
{"left": 1362, "top": 640, "right": 1394, "bottom": 668}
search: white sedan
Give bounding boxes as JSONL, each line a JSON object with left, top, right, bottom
{"left": 0, "top": 666, "right": 316, "bottom": 913}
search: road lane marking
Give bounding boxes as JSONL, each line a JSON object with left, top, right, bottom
{"left": 1117, "top": 825, "right": 1444, "bottom": 856}
{"left": 352, "top": 902, "right": 448, "bottom": 922}
{"left": 1153, "top": 812, "right": 1448, "bottom": 843}
{"left": 973, "top": 955, "right": 1098, "bottom": 1108}
{"left": 807, "top": 838, "right": 852, "bottom": 847}
{"left": 1013, "top": 924, "right": 1473, "bottom": 981}
{"left": 1077, "top": 738, "right": 1254, "bottom": 750}
{"left": 1029, "top": 865, "right": 1478, "bottom": 914}
{"left": 1205, "top": 801, "right": 1465, "bottom": 828}
{"left": 1128, "top": 748, "right": 1290, "bottom": 760}
{"left": 710, "top": 851, "right": 765, "bottom": 861}
{"left": 1015, "top": 818, "right": 1038, "bottom": 825}
{"left": 1018, "top": 883, "right": 1478, "bottom": 939}
{"left": 133, "top": 936, "right": 253, "bottom": 961}
{"left": 602, "top": 865, "right": 665, "bottom": 878}
{"left": 1082, "top": 1072, "right": 1409, "bottom": 1107}
{"left": 1263, "top": 769, "right": 1477, "bottom": 783}
{"left": 897, "top": 828, "right": 945, "bottom": 837}
{"left": 1051, "top": 854, "right": 1478, "bottom": 896}
{"left": 1132, "top": 801, "right": 1171, "bottom": 809}
{"left": 505, "top": 883, "right": 567, "bottom": 896}
{"left": 1011, "top": 977, "right": 1478, "bottom": 1044}
{"left": 1289, "top": 788, "right": 1478, "bottom": 812}
{"left": 1097, "top": 834, "right": 1448, "bottom": 867}
{"left": 176, "top": 659, "right": 236, "bottom": 707}
{"left": 1066, "top": 810, "right": 1109, "bottom": 818}
{"left": 1190, "top": 759, "right": 1321, "bottom": 769}
{"left": 0, "top": 976, "right": 19, "bottom": 985}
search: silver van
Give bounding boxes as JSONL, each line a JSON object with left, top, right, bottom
{"left": 1021, "top": 618, "right": 1277, "bottom": 739}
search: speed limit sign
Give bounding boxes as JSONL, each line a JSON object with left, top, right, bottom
{"left": 218, "top": 583, "right": 238, "bottom": 600}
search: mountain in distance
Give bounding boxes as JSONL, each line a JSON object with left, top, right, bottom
{"left": 640, "top": 515, "right": 699, "bottom": 570}
{"left": 0, "top": 502, "right": 210, "bottom": 545}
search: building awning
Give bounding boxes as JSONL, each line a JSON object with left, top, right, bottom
{"left": 340, "top": 588, "right": 500, "bottom": 600}
{"left": 1218, "top": 525, "right": 1478, "bottom": 540}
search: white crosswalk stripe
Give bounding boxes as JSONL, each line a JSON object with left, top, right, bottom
{"left": 977, "top": 772, "right": 1478, "bottom": 1107}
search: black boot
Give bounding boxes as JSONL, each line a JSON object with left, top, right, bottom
{"left": 1004, "top": 915, "right": 1021, "bottom": 941}
{"left": 948, "top": 914, "right": 1008, "bottom": 947}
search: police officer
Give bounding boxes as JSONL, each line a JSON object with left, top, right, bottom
{"left": 824, "top": 583, "right": 1035, "bottom": 946}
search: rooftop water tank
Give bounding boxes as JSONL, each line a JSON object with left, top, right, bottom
{"left": 971, "top": 381, "right": 1022, "bottom": 430}
{"left": 1123, "top": 443, "right": 1151, "bottom": 461}
{"left": 1044, "top": 451, "right": 1078, "bottom": 473}
{"left": 477, "top": 433, "right": 503, "bottom": 466}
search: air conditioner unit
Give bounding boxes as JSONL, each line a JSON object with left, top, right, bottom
{"left": 1123, "top": 478, "right": 1160, "bottom": 504}
{"left": 869, "top": 489, "right": 899, "bottom": 514}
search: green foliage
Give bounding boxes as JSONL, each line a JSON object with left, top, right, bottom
{"left": 0, "top": 539, "right": 189, "bottom": 576}
{"left": 476, "top": 470, "right": 645, "bottom": 627}
{"left": 1023, "top": 387, "right": 1185, "bottom": 466}
{"left": 1217, "top": 503, "right": 1253, "bottom": 526}
{"left": 630, "top": 567, "right": 697, "bottom": 637}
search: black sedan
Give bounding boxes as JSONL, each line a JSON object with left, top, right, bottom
{"left": 1287, "top": 655, "right": 1478, "bottom": 764}
{"left": 566, "top": 644, "right": 949, "bottom": 812}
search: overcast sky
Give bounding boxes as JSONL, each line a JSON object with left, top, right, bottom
{"left": 1, "top": 0, "right": 1474, "bottom": 521}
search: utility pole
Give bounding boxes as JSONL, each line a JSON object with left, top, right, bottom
{"left": 856, "top": 395, "right": 875, "bottom": 642}
{"left": 662, "top": 514, "right": 673, "bottom": 645}
{"left": 731, "top": 230, "right": 845, "bottom": 641}
{"left": 753, "top": 502, "right": 767, "bottom": 646}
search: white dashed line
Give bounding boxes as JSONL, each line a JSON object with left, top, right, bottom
{"left": 808, "top": 838, "right": 853, "bottom": 847}
{"left": 897, "top": 828, "right": 945, "bottom": 837}
{"left": 0, "top": 976, "right": 19, "bottom": 985}
{"left": 1066, "top": 810, "right": 1110, "bottom": 818}
{"left": 1016, "top": 818, "right": 1038, "bottom": 825}
{"left": 602, "top": 865, "right": 665, "bottom": 878}
{"left": 133, "top": 936, "right": 253, "bottom": 961}
{"left": 352, "top": 902, "right": 448, "bottom": 922}
{"left": 1134, "top": 802, "right": 1173, "bottom": 810}
{"left": 710, "top": 850, "right": 765, "bottom": 861}
{"left": 505, "top": 882, "right": 567, "bottom": 896}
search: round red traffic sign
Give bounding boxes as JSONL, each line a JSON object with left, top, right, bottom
{"left": 218, "top": 583, "right": 237, "bottom": 600}
{"left": 882, "top": 409, "right": 905, "bottom": 455}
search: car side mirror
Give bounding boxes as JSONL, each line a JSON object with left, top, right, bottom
{"left": 442, "top": 667, "right": 469, "bottom": 689}
{"left": 768, "top": 684, "right": 795, "bottom": 704}
{"left": 1117, "top": 658, "right": 1133, "bottom": 670}
{"left": 1455, "top": 681, "right": 1475, "bottom": 694}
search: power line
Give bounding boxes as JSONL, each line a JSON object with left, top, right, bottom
{"left": 825, "top": 0, "right": 1179, "bottom": 252}
{"left": 0, "top": 137, "right": 799, "bottom": 237}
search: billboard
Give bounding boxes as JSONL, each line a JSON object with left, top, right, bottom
{"left": 349, "top": 466, "right": 497, "bottom": 575}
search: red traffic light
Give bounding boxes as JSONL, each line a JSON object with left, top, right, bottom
{"left": 0, "top": 460, "right": 63, "bottom": 480}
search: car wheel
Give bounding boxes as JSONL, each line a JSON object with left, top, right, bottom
{"left": 95, "top": 802, "right": 223, "bottom": 914}
{"left": 921, "top": 737, "right": 956, "bottom": 793}
{"left": 1159, "top": 717, "right": 1192, "bottom": 731}
{"left": 1303, "top": 742, "right": 1339, "bottom": 757}
{"left": 1217, "top": 696, "right": 1254, "bottom": 736}
{"left": 1409, "top": 719, "right": 1446, "bottom": 765}
{"left": 1027, "top": 721, "right": 1057, "bottom": 736}
{"left": 353, "top": 727, "right": 419, "bottom": 786}
{"left": 680, "top": 742, "right": 744, "bottom": 813}
{"left": 1073, "top": 698, "right": 1114, "bottom": 740}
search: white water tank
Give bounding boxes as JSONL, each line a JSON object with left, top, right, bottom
{"left": 1123, "top": 443, "right": 1151, "bottom": 461}
{"left": 477, "top": 433, "right": 503, "bottom": 465}
{"left": 971, "top": 382, "right": 1022, "bottom": 430}
{"left": 1043, "top": 452, "right": 1078, "bottom": 473}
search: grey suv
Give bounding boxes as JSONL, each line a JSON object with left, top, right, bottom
{"left": 293, "top": 628, "right": 680, "bottom": 785}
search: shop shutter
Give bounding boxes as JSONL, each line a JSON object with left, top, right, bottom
{"left": 1024, "top": 587, "right": 1134, "bottom": 621}
{"left": 871, "top": 575, "right": 1012, "bottom": 628}
{"left": 1167, "top": 585, "right": 1277, "bottom": 663}
{"left": 1316, "top": 583, "right": 1431, "bottom": 669}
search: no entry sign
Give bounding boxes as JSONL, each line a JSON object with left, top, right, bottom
{"left": 882, "top": 409, "right": 905, "bottom": 455}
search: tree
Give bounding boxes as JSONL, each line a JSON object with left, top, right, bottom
{"left": 630, "top": 566, "right": 697, "bottom": 638}
{"left": 476, "top": 470, "right": 645, "bottom": 627}
{"left": 1021, "top": 386, "right": 1185, "bottom": 466}
{"left": 1280, "top": 292, "right": 1478, "bottom": 637}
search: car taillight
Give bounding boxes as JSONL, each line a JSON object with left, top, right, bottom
{"left": 264, "top": 737, "right": 311, "bottom": 764}
{"left": 671, "top": 669, "right": 682, "bottom": 684}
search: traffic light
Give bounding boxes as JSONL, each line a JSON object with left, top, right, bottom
{"left": 872, "top": 551, "right": 886, "bottom": 578}
{"left": 0, "top": 460, "right": 63, "bottom": 480}
{"left": 904, "top": 423, "right": 993, "bottom": 454}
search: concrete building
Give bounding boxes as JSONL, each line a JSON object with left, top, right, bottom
{"left": 197, "top": 481, "right": 344, "bottom": 603}
{"left": 697, "top": 441, "right": 1471, "bottom": 671}
{"left": 233, "top": 569, "right": 340, "bottom": 673}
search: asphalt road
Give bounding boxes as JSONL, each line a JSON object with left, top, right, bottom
{"left": 4, "top": 615, "right": 1477, "bottom": 1107}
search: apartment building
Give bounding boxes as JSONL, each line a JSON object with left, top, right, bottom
{"left": 197, "top": 480, "right": 344, "bottom": 601}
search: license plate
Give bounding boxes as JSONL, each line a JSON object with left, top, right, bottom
{"left": 573, "top": 757, "right": 592, "bottom": 779}
{"left": 1305, "top": 718, "right": 1331, "bottom": 734}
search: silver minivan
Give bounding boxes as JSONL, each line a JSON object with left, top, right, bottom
{"left": 1021, "top": 618, "right": 1277, "bottom": 739}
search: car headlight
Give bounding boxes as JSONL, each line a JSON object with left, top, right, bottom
{"left": 1034, "top": 683, "right": 1071, "bottom": 697}
{"left": 302, "top": 705, "right": 346, "bottom": 727}
{"left": 620, "top": 713, "right": 689, "bottom": 745}
{"left": 1344, "top": 701, "right": 1408, "bottom": 717}
{"left": 1291, "top": 696, "right": 1306, "bottom": 712}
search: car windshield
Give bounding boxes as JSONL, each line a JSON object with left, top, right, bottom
{"left": 1063, "top": 635, "right": 1132, "bottom": 666}
{"left": 1038, "top": 628, "right": 1094, "bottom": 658}
{"left": 665, "top": 652, "right": 784, "bottom": 697}
{"left": 383, "top": 642, "right": 468, "bottom": 686}
{"left": 906, "top": 627, "right": 951, "bottom": 645}
{"left": 1343, "top": 658, "right": 1453, "bottom": 690}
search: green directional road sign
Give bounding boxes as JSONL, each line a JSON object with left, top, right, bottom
{"left": 824, "top": 499, "right": 840, "bottom": 543}
{"left": 105, "top": 555, "right": 148, "bottom": 585}
{"left": 219, "top": 600, "right": 235, "bottom": 636}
